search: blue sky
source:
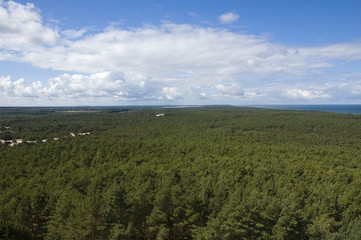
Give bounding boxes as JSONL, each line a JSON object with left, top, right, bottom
{"left": 1, "top": 0, "right": 361, "bottom": 106}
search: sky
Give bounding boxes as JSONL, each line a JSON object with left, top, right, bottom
{"left": 0, "top": 0, "right": 361, "bottom": 106}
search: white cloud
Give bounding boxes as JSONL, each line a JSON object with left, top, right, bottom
{"left": 15, "top": 23, "right": 360, "bottom": 80}
{"left": 280, "top": 79, "right": 361, "bottom": 102}
{"left": 299, "top": 42, "right": 361, "bottom": 62}
{"left": 1, "top": 74, "right": 361, "bottom": 105}
{"left": 0, "top": 0, "right": 59, "bottom": 51}
{"left": 0, "top": 75, "right": 12, "bottom": 91}
{"left": 286, "top": 88, "right": 327, "bottom": 100}
{"left": 43, "top": 72, "right": 163, "bottom": 101}
{"left": 163, "top": 86, "right": 182, "bottom": 100}
{"left": 0, "top": 75, "right": 36, "bottom": 98}
{"left": 62, "top": 29, "right": 87, "bottom": 39}
{"left": 218, "top": 12, "right": 239, "bottom": 24}
{"left": 1, "top": 72, "right": 175, "bottom": 104}
{"left": 45, "top": 72, "right": 123, "bottom": 97}
{"left": 0, "top": 1, "right": 361, "bottom": 105}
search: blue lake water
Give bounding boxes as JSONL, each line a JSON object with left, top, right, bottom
{"left": 254, "top": 105, "right": 361, "bottom": 115}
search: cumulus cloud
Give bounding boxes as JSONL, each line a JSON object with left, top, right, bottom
{"left": 218, "top": 12, "right": 239, "bottom": 24}
{"left": 286, "top": 88, "right": 328, "bottom": 100}
{"left": 0, "top": 1, "right": 361, "bottom": 105}
{"left": 163, "top": 86, "right": 182, "bottom": 100}
{"left": 281, "top": 79, "right": 361, "bottom": 102}
{"left": 45, "top": 72, "right": 124, "bottom": 97}
{"left": 1, "top": 72, "right": 181, "bottom": 104}
{"left": 0, "top": 75, "right": 37, "bottom": 98}
{"left": 1, "top": 73, "right": 361, "bottom": 105}
{"left": 43, "top": 72, "right": 167, "bottom": 101}
{"left": 0, "top": 0, "right": 59, "bottom": 51}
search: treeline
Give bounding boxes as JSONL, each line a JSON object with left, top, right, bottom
{"left": 0, "top": 107, "right": 131, "bottom": 141}
{"left": 1, "top": 107, "right": 361, "bottom": 239}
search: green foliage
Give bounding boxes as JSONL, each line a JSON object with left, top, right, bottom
{"left": 1, "top": 106, "right": 361, "bottom": 239}
{"left": 0, "top": 220, "right": 38, "bottom": 240}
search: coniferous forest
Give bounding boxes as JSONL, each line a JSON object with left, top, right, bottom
{"left": 1, "top": 106, "right": 361, "bottom": 240}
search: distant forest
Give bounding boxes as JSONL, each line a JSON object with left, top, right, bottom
{"left": 1, "top": 106, "right": 361, "bottom": 239}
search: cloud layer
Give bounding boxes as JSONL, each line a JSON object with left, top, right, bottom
{"left": 1, "top": 1, "right": 361, "bottom": 105}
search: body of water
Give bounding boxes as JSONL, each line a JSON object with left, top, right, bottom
{"left": 255, "top": 105, "right": 361, "bottom": 115}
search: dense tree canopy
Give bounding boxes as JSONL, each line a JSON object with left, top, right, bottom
{"left": 1, "top": 106, "right": 361, "bottom": 239}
